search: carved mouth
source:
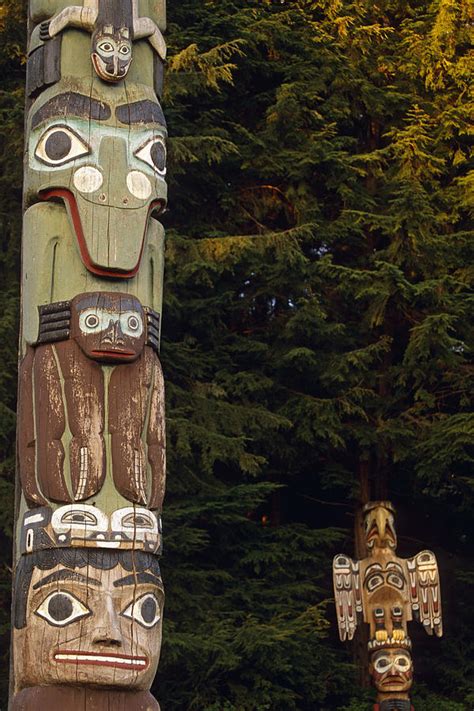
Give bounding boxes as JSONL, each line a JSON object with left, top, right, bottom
{"left": 54, "top": 650, "right": 148, "bottom": 669}
{"left": 91, "top": 349, "right": 135, "bottom": 358}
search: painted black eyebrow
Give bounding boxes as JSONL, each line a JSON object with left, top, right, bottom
{"left": 75, "top": 295, "right": 142, "bottom": 312}
{"left": 116, "top": 100, "right": 166, "bottom": 127}
{"left": 113, "top": 572, "right": 162, "bottom": 588}
{"left": 31, "top": 92, "right": 111, "bottom": 129}
{"left": 33, "top": 570, "right": 102, "bottom": 590}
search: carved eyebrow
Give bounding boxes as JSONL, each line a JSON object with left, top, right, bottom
{"left": 31, "top": 92, "right": 111, "bottom": 129}
{"left": 33, "top": 570, "right": 102, "bottom": 590}
{"left": 113, "top": 572, "right": 162, "bottom": 587}
{"left": 116, "top": 100, "right": 166, "bottom": 126}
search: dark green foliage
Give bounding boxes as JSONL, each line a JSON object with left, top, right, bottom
{"left": 0, "top": 0, "right": 472, "bottom": 708}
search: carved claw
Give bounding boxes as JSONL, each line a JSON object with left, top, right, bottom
{"left": 39, "top": 21, "right": 52, "bottom": 41}
{"left": 375, "top": 630, "right": 388, "bottom": 642}
{"left": 393, "top": 628, "right": 406, "bottom": 641}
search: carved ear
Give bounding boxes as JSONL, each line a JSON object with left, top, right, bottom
{"left": 146, "top": 307, "right": 160, "bottom": 353}
{"left": 37, "top": 301, "right": 71, "bottom": 344}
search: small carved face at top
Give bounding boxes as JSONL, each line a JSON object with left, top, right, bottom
{"left": 370, "top": 648, "right": 413, "bottom": 694}
{"left": 92, "top": 26, "right": 132, "bottom": 82}
{"left": 71, "top": 292, "right": 146, "bottom": 363}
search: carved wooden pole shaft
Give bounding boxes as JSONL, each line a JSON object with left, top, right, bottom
{"left": 12, "top": 2, "right": 167, "bottom": 708}
{"left": 333, "top": 502, "right": 443, "bottom": 711}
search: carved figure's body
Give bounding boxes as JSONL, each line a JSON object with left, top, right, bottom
{"left": 18, "top": 293, "right": 165, "bottom": 509}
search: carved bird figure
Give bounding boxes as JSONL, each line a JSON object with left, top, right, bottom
{"left": 333, "top": 501, "right": 442, "bottom": 650}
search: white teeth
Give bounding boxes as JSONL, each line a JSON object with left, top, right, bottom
{"left": 54, "top": 653, "right": 146, "bottom": 667}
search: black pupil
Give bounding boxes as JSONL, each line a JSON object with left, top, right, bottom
{"left": 87, "top": 316, "right": 98, "bottom": 326}
{"left": 45, "top": 131, "right": 72, "bottom": 161}
{"left": 141, "top": 596, "right": 156, "bottom": 624}
{"left": 150, "top": 142, "right": 165, "bottom": 171}
{"left": 48, "top": 594, "right": 73, "bottom": 621}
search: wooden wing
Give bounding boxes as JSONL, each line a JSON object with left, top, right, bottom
{"left": 333, "top": 554, "right": 362, "bottom": 641}
{"left": 407, "top": 550, "right": 442, "bottom": 637}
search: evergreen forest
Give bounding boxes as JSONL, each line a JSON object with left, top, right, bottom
{"left": 0, "top": 0, "right": 472, "bottom": 708}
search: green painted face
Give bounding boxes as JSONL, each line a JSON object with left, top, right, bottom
{"left": 25, "top": 82, "right": 167, "bottom": 276}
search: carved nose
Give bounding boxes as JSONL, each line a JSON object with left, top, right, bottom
{"left": 103, "top": 318, "right": 125, "bottom": 344}
{"left": 92, "top": 598, "right": 123, "bottom": 647}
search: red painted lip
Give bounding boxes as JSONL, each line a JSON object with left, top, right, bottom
{"left": 40, "top": 188, "right": 164, "bottom": 279}
{"left": 54, "top": 650, "right": 149, "bottom": 670}
{"left": 91, "top": 349, "right": 135, "bottom": 358}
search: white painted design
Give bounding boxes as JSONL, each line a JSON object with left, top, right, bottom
{"left": 127, "top": 170, "right": 152, "bottom": 199}
{"left": 74, "top": 166, "right": 103, "bottom": 193}
{"left": 75, "top": 446, "right": 89, "bottom": 500}
{"left": 52, "top": 504, "right": 108, "bottom": 533}
{"left": 54, "top": 653, "right": 147, "bottom": 667}
{"left": 23, "top": 512, "right": 46, "bottom": 525}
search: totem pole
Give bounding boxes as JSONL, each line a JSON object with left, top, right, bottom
{"left": 12, "top": 1, "right": 167, "bottom": 708}
{"left": 333, "top": 502, "right": 443, "bottom": 711}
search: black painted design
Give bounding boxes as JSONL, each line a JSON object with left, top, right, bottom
{"left": 26, "top": 37, "right": 62, "bottom": 99}
{"left": 379, "top": 700, "right": 411, "bottom": 711}
{"left": 14, "top": 549, "right": 161, "bottom": 629}
{"left": 37, "top": 302, "right": 71, "bottom": 344}
{"left": 116, "top": 100, "right": 166, "bottom": 127}
{"left": 31, "top": 93, "right": 111, "bottom": 130}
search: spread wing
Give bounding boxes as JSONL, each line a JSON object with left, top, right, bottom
{"left": 333, "top": 554, "right": 362, "bottom": 641}
{"left": 407, "top": 550, "right": 442, "bottom": 637}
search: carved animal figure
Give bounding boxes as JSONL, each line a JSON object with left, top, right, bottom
{"left": 38, "top": 0, "right": 166, "bottom": 82}
{"left": 333, "top": 502, "right": 442, "bottom": 648}
{"left": 18, "top": 292, "right": 165, "bottom": 509}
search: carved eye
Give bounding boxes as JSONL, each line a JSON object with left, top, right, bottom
{"left": 395, "top": 655, "right": 410, "bottom": 669}
{"left": 36, "top": 591, "right": 91, "bottom": 627}
{"left": 85, "top": 314, "right": 99, "bottom": 329}
{"left": 135, "top": 137, "right": 166, "bottom": 175}
{"left": 119, "top": 44, "right": 131, "bottom": 55}
{"left": 35, "top": 126, "right": 89, "bottom": 166}
{"left": 367, "top": 574, "right": 384, "bottom": 592}
{"left": 98, "top": 41, "right": 114, "bottom": 54}
{"left": 374, "top": 656, "right": 391, "bottom": 673}
{"left": 387, "top": 573, "right": 404, "bottom": 590}
{"left": 79, "top": 309, "right": 108, "bottom": 334}
{"left": 120, "top": 311, "right": 144, "bottom": 338}
{"left": 122, "top": 593, "right": 161, "bottom": 629}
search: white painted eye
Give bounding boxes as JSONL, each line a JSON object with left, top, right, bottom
{"left": 374, "top": 656, "right": 391, "bottom": 673}
{"left": 79, "top": 309, "right": 115, "bottom": 334}
{"left": 394, "top": 655, "right": 411, "bottom": 671}
{"left": 97, "top": 40, "right": 114, "bottom": 54}
{"left": 119, "top": 311, "right": 144, "bottom": 337}
{"left": 119, "top": 44, "right": 131, "bottom": 55}
{"left": 36, "top": 591, "right": 91, "bottom": 627}
{"left": 122, "top": 593, "right": 160, "bottom": 629}
{"left": 134, "top": 137, "right": 166, "bottom": 175}
{"left": 35, "top": 126, "right": 89, "bottom": 166}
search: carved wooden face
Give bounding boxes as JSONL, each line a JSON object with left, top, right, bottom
{"left": 70, "top": 293, "right": 146, "bottom": 362}
{"left": 92, "top": 27, "right": 132, "bottom": 82}
{"left": 14, "top": 551, "right": 164, "bottom": 690}
{"left": 370, "top": 648, "right": 413, "bottom": 693}
{"left": 26, "top": 85, "right": 167, "bottom": 275}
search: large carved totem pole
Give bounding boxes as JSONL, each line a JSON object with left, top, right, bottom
{"left": 333, "top": 502, "right": 443, "bottom": 711}
{"left": 12, "top": 2, "right": 168, "bottom": 709}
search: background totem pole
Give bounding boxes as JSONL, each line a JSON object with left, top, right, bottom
{"left": 333, "top": 502, "right": 443, "bottom": 711}
{"left": 12, "top": 2, "right": 167, "bottom": 708}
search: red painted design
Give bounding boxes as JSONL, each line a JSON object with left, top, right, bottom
{"left": 53, "top": 650, "right": 149, "bottom": 670}
{"left": 40, "top": 188, "right": 164, "bottom": 278}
